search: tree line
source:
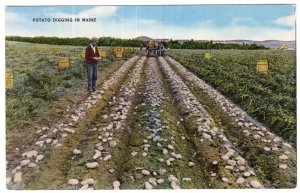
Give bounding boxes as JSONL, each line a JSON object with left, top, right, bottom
{"left": 167, "top": 39, "right": 268, "bottom": 50}
{"left": 5, "top": 36, "right": 146, "bottom": 47}
{"left": 6, "top": 36, "right": 268, "bottom": 50}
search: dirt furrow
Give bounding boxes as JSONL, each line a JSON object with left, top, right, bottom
{"left": 6, "top": 60, "right": 124, "bottom": 155}
{"left": 6, "top": 56, "right": 140, "bottom": 189}
{"left": 111, "top": 58, "right": 207, "bottom": 189}
{"left": 6, "top": 54, "right": 296, "bottom": 190}
{"left": 64, "top": 56, "right": 146, "bottom": 190}
{"left": 159, "top": 56, "right": 263, "bottom": 188}
{"left": 165, "top": 56, "right": 296, "bottom": 188}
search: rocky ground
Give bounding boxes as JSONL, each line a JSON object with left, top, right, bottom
{"left": 6, "top": 56, "right": 296, "bottom": 189}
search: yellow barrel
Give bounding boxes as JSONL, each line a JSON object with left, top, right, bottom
{"left": 116, "top": 51, "right": 123, "bottom": 58}
{"left": 81, "top": 50, "right": 85, "bottom": 58}
{"left": 100, "top": 51, "right": 106, "bottom": 58}
{"left": 58, "top": 57, "right": 70, "bottom": 69}
{"left": 204, "top": 52, "right": 212, "bottom": 60}
{"left": 256, "top": 60, "right": 268, "bottom": 74}
{"left": 6, "top": 69, "right": 13, "bottom": 89}
{"left": 114, "top": 47, "right": 123, "bottom": 58}
{"left": 116, "top": 52, "right": 123, "bottom": 58}
{"left": 128, "top": 48, "right": 134, "bottom": 52}
{"left": 279, "top": 45, "right": 287, "bottom": 50}
{"left": 98, "top": 48, "right": 105, "bottom": 52}
{"left": 116, "top": 47, "right": 123, "bottom": 52}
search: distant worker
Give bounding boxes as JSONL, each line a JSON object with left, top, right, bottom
{"left": 139, "top": 43, "right": 143, "bottom": 56}
{"left": 140, "top": 43, "right": 143, "bottom": 51}
{"left": 85, "top": 37, "right": 101, "bottom": 92}
{"left": 158, "top": 42, "right": 165, "bottom": 56}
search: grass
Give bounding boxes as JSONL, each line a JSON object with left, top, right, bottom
{"left": 168, "top": 59, "right": 296, "bottom": 188}
{"left": 5, "top": 41, "right": 121, "bottom": 152}
{"left": 167, "top": 49, "right": 296, "bottom": 144}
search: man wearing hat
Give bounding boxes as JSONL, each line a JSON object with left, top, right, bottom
{"left": 85, "top": 37, "right": 101, "bottom": 92}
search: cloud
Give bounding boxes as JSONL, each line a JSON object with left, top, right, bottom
{"left": 231, "top": 17, "right": 257, "bottom": 25}
{"left": 136, "top": 23, "right": 295, "bottom": 41}
{"left": 47, "top": 6, "right": 119, "bottom": 19}
{"left": 137, "top": 18, "right": 159, "bottom": 25}
{"left": 273, "top": 15, "right": 295, "bottom": 27}
{"left": 5, "top": 7, "right": 295, "bottom": 41}
{"left": 5, "top": 11, "right": 27, "bottom": 23}
{"left": 196, "top": 20, "right": 215, "bottom": 27}
{"left": 80, "top": 6, "right": 119, "bottom": 18}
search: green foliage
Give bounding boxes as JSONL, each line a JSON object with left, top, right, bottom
{"left": 6, "top": 62, "right": 86, "bottom": 124}
{"left": 6, "top": 36, "right": 267, "bottom": 50}
{"left": 6, "top": 41, "right": 92, "bottom": 129}
{"left": 166, "top": 39, "right": 268, "bottom": 49}
{"left": 6, "top": 36, "right": 91, "bottom": 46}
{"left": 6, "top": 36, "right": 146, "bottom": 47}
{"left": 98, "top": 37, "right": 146, "bottom": 47}
{"left": 168, "top": 49, "right": 296, "bottom": 144}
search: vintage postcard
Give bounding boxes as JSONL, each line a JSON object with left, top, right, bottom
{"left": 4, "top": 2, "right": 297, "bottom": 190}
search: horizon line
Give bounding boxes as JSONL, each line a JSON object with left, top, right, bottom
{"left": 4, "top": 35, "right": 296, "bottom": 42}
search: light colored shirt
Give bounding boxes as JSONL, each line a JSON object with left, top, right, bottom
{"left": 90, "top": 44, "right": 96, "bottom": 53}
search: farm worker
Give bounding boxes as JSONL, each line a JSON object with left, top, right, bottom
{"left": 140, "top": 43, "right": 143, "bottom": 51}
{"left": 146, "top": 42, "right": 150, "bottom": 57}
{"left": 85, "top": 37, "right": 101, "bottom": 92}
{"left": 158, "top": 42, "right": 164, "bottom": 56}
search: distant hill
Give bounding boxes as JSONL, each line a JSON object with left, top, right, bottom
{"left": 213, "top": 40, "right": 295, "bottom": 49}
{"left": 135, "top": 36, "right": 153, "bottom": 42}
{"left": 135, "top": 36, "right": 168, "bottom": 42}
{"left": 258, "top": 40, "right": 295, "bottom": 49}
{"left": 136, "top": 36, "right": 295, "bottom": 49}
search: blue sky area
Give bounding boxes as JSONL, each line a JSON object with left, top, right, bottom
{"left": 5, "top": 5, "right": 296, "bottom": 40}
{"left": 124, "top": 5, "right": 294, "bottom": 28}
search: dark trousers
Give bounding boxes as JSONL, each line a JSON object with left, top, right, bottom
{"left": 87, "top": 63, "right": 98, "bottom": 90}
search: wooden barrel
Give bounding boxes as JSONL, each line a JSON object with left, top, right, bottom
{"left": 256, "top": 60, "right": 268, "bottom": 74}
{"left": 58, "top": 57, "right": 70, "bottom": 69}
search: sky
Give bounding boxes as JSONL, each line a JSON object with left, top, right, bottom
{"left": 5, "top": 5, "right": 296, "bottom": 41}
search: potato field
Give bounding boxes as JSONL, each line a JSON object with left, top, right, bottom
{"left": 168, "top": 49, "right": 296, "bottom": 144}
{"left": 6, "top": 41, "right": 296, "bottom": 189}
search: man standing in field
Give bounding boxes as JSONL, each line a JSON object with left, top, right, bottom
{"left": 85, "top": 37, "right": 101, "bottom": 92}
